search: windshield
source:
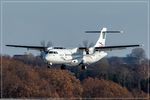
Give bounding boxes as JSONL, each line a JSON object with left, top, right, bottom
{"left": 48, "top": 51, "right": 58, "bottom": 54}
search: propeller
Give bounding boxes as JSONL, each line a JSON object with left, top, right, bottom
{"left": 82, "top": 40, "right": 94, "bottom": 48}
{"left": 79, "top": 40, "right": 94, "bottom": 54}
{"left": 40, "top": 40, "right": 53, "bottom": 58}
{"left": 40, "top": 40, "right": 53, "bottom": 47}
{"left": 47, "top": 41, "right": 53, "bottom": 47}
{"left": 40, "top": 40, "right": 46, "bottom": 47}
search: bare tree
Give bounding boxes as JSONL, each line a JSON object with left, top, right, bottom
{"left": 129, "top": 48, "right": 146, "bottom": 59}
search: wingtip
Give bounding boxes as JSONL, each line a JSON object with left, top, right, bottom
{"left": 139, "top": 44, "right": 144, "bottom": 47}
{"left": 120, "top": 31, "right": 124, "bottom": 33}
{"left": 6, "top": 45, "right": 13, "bottom": 47}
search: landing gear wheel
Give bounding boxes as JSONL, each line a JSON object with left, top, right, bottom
{"left": 81, "top": 65, "right": 87, "bottom": 70}
{"left": 47, "top": 63, "right": 52, "bottom": 69}
{"left": 61, "top": 65, "right": 66, "bottom": 70}
{"left": 47, "top": 64, "right": 51, "bottom": 68}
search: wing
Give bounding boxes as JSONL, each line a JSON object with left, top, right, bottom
{"left": 6, "top": 45, "right": 46, "bottom": 51}
{"left": 94, "top": 44, "right": 141, "bottom": 51}
{"left": 79, "top": 44, "right": 141, "bottom": 51}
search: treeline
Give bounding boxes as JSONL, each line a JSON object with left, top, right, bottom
{"left": 0, "top": 48, "right": 149, "bottom": 98}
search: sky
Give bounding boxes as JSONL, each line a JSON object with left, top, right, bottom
{"left": 0, "top": 0, "right": 149, "bottom": 58}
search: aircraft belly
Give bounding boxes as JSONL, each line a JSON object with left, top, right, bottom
{"left": 46, "top": 55, "right": 67, "bottom": 64}
{"left": 47, "top": 55, "right": 79, "bottom": 66}
{"left": 83, "top": 51, "right": 107, "bottom": 64}
{"left": 52, "top": 57, "right": 70, "bottom": 64}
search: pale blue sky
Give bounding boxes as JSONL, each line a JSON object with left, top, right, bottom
{"left": 1, "top": 0, "right": 149, "bottom": 57}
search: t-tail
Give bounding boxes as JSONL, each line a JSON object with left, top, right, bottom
{"left": 85, "top": 27, "right": 123, "bottom": 47}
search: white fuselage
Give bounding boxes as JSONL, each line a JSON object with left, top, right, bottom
{"left": 44, "top": 47, "right": 107, "bottom": 66}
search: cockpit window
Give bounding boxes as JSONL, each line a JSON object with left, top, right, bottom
{"left": 48, "top": 51, "right": 58, "bottom": 54}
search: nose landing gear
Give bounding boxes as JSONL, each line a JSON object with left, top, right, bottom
{"left": 47, "top": 62, "right": 52, "bottom": 68}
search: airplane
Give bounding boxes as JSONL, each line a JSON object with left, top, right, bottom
{"left": 6, "top": 27, "right": 141, "bottom": 70}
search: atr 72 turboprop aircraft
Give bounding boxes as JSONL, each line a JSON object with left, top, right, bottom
{"left": 6, "top": 27, "right": 141, "bottom": 70}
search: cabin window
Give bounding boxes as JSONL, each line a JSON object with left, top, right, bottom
{"left": 48, "top": 51, "right": 53, "bottom": 54}
{"left": 65, "top": 54, "right": 71, "bottom": 56}
{"left": 54, "top": 51, "right": 58, "bottom": 54}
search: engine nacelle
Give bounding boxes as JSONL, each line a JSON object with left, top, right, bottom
{"left": 71, "top": 58, "right": 82, "bottom": 66}
{"left": 72, "top": 59, "right": 78, "bottom": 63}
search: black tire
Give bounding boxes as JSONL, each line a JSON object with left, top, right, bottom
{"left": 81, "top": 65, "right": 87, "bottom": 70}
{"left": 61, "top": 65, "right": 66, "bottom": 70}
{"left": 47, "top": 65, "right": 51, "bottom": 68}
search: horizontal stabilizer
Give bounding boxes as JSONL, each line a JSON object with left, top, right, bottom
{"left": 85, "top": 31, "right": 123, "bottom": 33}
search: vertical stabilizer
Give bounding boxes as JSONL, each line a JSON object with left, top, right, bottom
{"left": 94, "top": 27, "right": 107, "bottom": 47}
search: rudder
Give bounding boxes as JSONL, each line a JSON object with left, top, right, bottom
{"left": 94, "top": 27, "right": 107, "bottom": 47}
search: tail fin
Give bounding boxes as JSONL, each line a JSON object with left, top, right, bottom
{"left": 85, "top": 27, "right": 123, "bottom": 47}
{"left": 94, "top": 27, "right": 107, "bottom": 47}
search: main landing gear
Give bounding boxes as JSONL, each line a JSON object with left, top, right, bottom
{"left": 81, "top": 65, "right": 87, "bottom": 70}
{"left": 79, "top": 62, "right": 87, "bottom": 70}
{"left": 61, "top": 64, "right": 66, "bottom": 70}
{"left": 47, "top": 63, "right": 66, "bottom": 70}
{"left": 47, "top": 64, "right": 51, "bottom": 68}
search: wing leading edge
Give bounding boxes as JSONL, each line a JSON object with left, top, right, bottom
{"left": 95, "top": 44, "right": 141, "bottom": 51}
{"left": 79, "top": 44, "right": 141, "bottom": 51}
{"left": 6, "top": 45, "right": 46, "bottom": 51}
{"left": 6, "top": 44, "right": 141, "bottom": 51}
